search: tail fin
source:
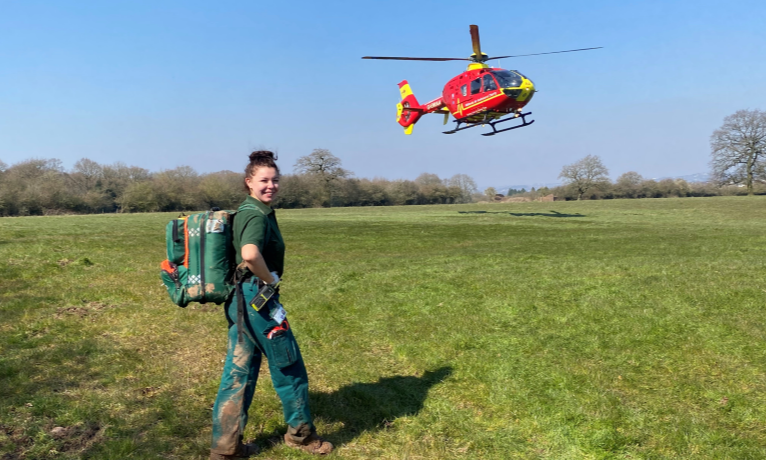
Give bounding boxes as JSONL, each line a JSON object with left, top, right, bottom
{"left": 396, "top": 80, "right": 423, "bottom": 135}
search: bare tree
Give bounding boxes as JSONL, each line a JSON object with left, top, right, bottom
{"left": 446, "top": 174, "right": 478, "bottom": 203}
{"left": 293, "top": 149, "right": 350, "bottom": 207}
{"left": 70, "top": 158, "right": 104, "bottom": 193}
{"left": 710, "top": 109, "right": 766, "bottom": 195}
{"left": 558, "top": 155, "right": 610, "bottom": 200}
{"left": 483, "top": 187, "right": 497, "bottom": 200}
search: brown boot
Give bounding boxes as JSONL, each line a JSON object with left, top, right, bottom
{"left": 209, "top": 442, "right": 259, "bottom": 459}
{"left": 284, "top": 432, "right": 333, "bottom": 455}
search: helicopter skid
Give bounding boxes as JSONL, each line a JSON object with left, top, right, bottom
{"left": 481, "top": 112, "right": 534, "bottom": 136}
{"left": 443, "top": 112, "right": 534, "bottom": 135}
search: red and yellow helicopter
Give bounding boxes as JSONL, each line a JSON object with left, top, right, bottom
{"left": 363, "top": 25, "right": 601, "bottom": 136}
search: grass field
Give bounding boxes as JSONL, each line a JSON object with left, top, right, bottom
{"left": 0, "top": 197, "right": 764, "bottom": 460}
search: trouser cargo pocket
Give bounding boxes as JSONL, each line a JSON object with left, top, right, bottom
{"left": 266, "top": 328, "right": 299, "bottom": 368}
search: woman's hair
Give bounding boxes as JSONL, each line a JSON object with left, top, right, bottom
{"left": 244, "top": 150, "right": 280, "bottom": 192}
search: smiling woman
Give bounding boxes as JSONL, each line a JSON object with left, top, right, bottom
{"left": 209, "top": 150, "right": 333, "bottom": 459}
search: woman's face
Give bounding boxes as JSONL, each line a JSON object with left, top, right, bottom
{"left": 245, "top": 166, "right": 280, "bottom": 205}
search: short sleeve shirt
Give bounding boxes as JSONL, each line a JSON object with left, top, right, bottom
{"left": 233, "top": 196, "right": 285, "bottom": 276}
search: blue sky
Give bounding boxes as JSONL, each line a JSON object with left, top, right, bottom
{"left": 0, "top": 1, "right": 764, "bottom": 188}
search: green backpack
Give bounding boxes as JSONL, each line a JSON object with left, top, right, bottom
{"left": 160, "top": 204, "right": 258, "bottom": 307}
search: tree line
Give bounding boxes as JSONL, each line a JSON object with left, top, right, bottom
{"left": 0, "top": 151, "right": 478, "bottom": 216}
{"left": 0, "top": 109, "right": 763, "bottom": 216}
{"left": 499, "top": 166, "right": 760, "bottom": 202}
{"left": 540, "top": 109, "right": 765, "bottom": 200}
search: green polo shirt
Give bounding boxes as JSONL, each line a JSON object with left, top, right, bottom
{"left": 233, "top": 196, "right": 285, "bottom": 277}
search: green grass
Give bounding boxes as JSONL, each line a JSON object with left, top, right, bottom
{"left": 0, "top": 197, "right": 764, "bottom": 459}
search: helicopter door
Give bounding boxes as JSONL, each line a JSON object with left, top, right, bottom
{"left": 464, "top": 77, "right": 484, "bottom": 109}
{"left": 470, "top": 78, "right": 481, "bottom": 95}
{"left": 482, "top": 74, "right": 498, "bottom": 92}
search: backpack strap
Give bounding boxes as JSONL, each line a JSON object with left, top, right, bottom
{"left": 234, "top": 269, "right": 256, "bottom": 344}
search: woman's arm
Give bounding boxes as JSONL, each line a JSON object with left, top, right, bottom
{"left": 241, "top": 243, "right": 276, "bottom": 284}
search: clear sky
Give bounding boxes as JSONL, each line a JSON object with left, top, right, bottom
{"left": 1, "top": 1, "right": 764, "bottom": 188}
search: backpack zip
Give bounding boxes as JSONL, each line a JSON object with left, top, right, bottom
{"left": 199, "top": 213, "right": 207, "bottom": 296}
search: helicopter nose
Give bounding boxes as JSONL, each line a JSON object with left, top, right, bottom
{"left": 503, "top": 85, "right": 535, "bottom": 102}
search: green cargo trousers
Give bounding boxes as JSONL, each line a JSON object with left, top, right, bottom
{"left": 210, "top": 279, "right": 314, "bottom": 455}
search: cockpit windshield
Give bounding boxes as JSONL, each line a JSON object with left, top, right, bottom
{"left": 491, "top": 70, "right": 523, "bottom": 88}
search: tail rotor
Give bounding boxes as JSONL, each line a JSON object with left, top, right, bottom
{"left": 396, "top": 80, "right": 424, "bottom": 135}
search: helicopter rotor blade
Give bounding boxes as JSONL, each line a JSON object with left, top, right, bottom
{"left": 361, "top": 56, "right": 469, "bottom": 61}
{"left": 470, "top": 24, "right": 482, "bottom": 58}
{"left": 487, "top": 47, "right": 603, "bottom": 60}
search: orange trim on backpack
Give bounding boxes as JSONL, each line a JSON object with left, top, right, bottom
{"left": 161, "top": 259, "right": 175, "bottom": 273}
{"left": 183, "top": 217, "right": 190, "bottom": 268}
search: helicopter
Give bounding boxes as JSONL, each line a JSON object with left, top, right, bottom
{"left": 362, "top": 25, "right": 601, "bottom": 136}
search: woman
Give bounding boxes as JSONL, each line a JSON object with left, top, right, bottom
{"left": 210, "top": 151, "right": 333, "bottom": 459}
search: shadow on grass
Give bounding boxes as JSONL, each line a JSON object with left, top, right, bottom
{"left": 251, "top": 367, "right": 453, "bottom": 451}
{"left": 459, "top": 210, "right": 585, "bottom": 217}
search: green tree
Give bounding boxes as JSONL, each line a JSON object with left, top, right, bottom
{"left": 615, "top": 171, "right": 643, "bottom": 198}
{"left": 118, "top": 182, "right": 159, "bottom": 212}
{"left": 0, "top": 159, "right": 73, "bottom": 215}
{"left": 386, "top": 180, "right": 419, "bottom": 205}
{"left": 0, "top": 160, "right": 6, "bottom": 215}
{"left": 710, "top": 109, "right": 766, "bottom": 195}
{"left": 357, "top": 179, "right": 389, "bottom": 206}
{"left": 415, "top": 173, "right": 448, "bottom": 204}
{"left": 152, "top": 166, "right": 203, "bottom": 211}
{"left": 100, "top": 162, "right": 150, "bottom": 204}
{"left": 200, "top": 171, "right": 243, "bottom": 209}
{"left": 274, "top": 174, "right": 315, "bottom": 208}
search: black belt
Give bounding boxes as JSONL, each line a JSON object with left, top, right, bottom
{"left": 244, "top": 275, "right": 280, "bottom": 294}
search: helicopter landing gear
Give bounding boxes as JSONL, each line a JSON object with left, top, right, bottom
{"left": 480, "top": 111, "right": 534, "bottom": 136}
{"left": 442, "top": 111, "right": 534, "bottom": 135}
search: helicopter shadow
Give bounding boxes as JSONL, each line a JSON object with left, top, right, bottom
{"left": 458, "top": 210, "right": 585, "bottom": 218}
{"left": 253, "top": 367, "right": 453, "bottom": 451}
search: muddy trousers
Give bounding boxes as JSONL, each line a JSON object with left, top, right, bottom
{"left": 210, "top": 282, "right": 314, "bottom": 456}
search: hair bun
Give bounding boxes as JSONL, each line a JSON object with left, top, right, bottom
{"left": 249, "top": 150, "right": 277, "bottom": 161}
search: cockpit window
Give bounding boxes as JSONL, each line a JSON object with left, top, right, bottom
{"left": 470, "top": 78, "right": 481, "bottom": 95}
{"left": 491, "top": 70, "right": 523, "bottom": 88}
{"left": 482, "top": 74, "right": 498, "bottom": 92}
{"left": 514, "top": 70, "right": 534, "bottom": 86}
